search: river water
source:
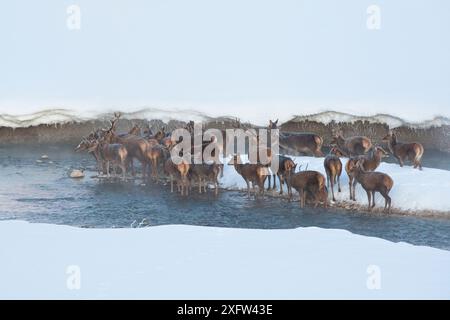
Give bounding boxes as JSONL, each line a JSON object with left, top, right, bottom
{"left": 0, "top": 144, "right": 449, "bottom": 250}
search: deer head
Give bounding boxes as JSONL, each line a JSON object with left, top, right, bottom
{"left": 268, "top": 119, "right": 279, "bottom": 130}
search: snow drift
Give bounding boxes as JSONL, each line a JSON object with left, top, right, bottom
{"left": 0, "top": 220, "right": 448, "bottom": 299}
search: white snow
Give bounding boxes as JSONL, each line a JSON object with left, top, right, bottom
{"left": 1, "top": 107, "right": 450, "bottom": 129}
{"left": 0, "top": 220, "right": 449, "bottom": 299}
{"left": 220, "top": 155, "right": 450, "bottom": 215}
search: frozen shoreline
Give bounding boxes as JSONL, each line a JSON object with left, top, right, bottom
{"left": 0, "top": 220, "right": 449, "bottom": 299}
{"left": 219, "top": 155, "right": 450, "bottom": 218}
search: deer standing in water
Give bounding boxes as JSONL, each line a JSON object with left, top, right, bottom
{"left": 103, "top": 113, "right": 151, "bottom": 179}
{"left": 324, "top": 147, "right": 344, "bottom": 201}
{"left": 87, "top": 139, "right": 128, "bottom": 180}
{"left": 382, "top": 131, "right": 424, "bottom": 170}
{"left": 75, "top": 137, "right": 104, "bottom": 175}
{"left": 287, "top": 168, "right": 327, "bottom": 208}
{"left": 268, "top": 119, "right": 324, "bottom": 157}
{"left": 176, "top": 160, "right": 191, "bottom": 196}
{"left": 347, "top": 159, "right": 394, "bottom": 212}
{"left": 276, "top": 155, "right": 296, "bottom": 195}
{"left": 190, "top": 162, "right": 222, "bottom": 196}
{"left": 331, "top": 130, "right": 372, "bottom": 156}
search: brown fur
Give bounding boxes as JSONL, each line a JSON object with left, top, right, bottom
{"left": 331, "top": 132, "right": 373, "bottom": 156}
{"left": 190, "top": 163, "right": 222, "bottom": 195}
{"left": 324, "top": 147, "right": 344, "bottom": 201}
{"left": 88, "top": 140, "right": 128, "bottom": 180}
{"left": 288, "top": 170, "right": 327, "bottom": 208}
{"left": 383, "top": 131, "right": 424, "bottom": 170}
{"left": 348, "top": 160, "right": 394, "bottom": 212}
{"left": 345, "top": 146, "right": 388, "bottom": 201}
{"left": 229, "top": 155, "right": 269, "bottom": 198}
{"left": 268, "top": 119, "right": 324, "bottom": 157}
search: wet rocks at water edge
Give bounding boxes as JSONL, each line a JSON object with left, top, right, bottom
{"left": 70, "top": 169, "right": 85, "bottom": 178}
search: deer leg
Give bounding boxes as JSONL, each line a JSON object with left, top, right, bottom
{"left": 130, "top": 159, "right": 135, "bottom": 176}
{"left": 106, "top": 161, "right": 110, "bottom": 177}
{"left": 198, "top": 177, "right": 202, "bottom": 194}
{"left": 337, "top": 174, "right": 341, "bottom": 193}
{"left": 352, "top": 180, "right": 357, "bottom": 201}
{"left": 366, "top": 191, "right": 372, "bottom": 210}
{"left": 278, "top": 174, "right": 283, "bottom": 195}
{"left": 272, "top": 174, "right": 276, "bottom": 190}
{"left": 380, "top": 189, "right": 391, "bottom": 212}
{"left": 330, "top": 175, "right": 336, "bottom": 202}
{"left": 372, "top": 192, "right": 376, "bottom": 208}
{"left": 267, "top": 175, "right": 271, "bottom": 191}
{"left": 301, "top": 189, "right": 305, "bottom": 208}
{"left": 348, "top": 177, "right": 353, "bottom": 200}
{"left": 246, "top": 180, "right": 251, "bottom": 198}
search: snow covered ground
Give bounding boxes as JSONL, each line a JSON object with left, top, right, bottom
{"left": 220, "top": 155, "right": 450, "bottom": 215}
{"left": 0, "top": 220, "right": 449, "bottom": 299}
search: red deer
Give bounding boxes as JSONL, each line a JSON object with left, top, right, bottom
{"left": 287, "top": 170, "right": 327, "bottom": 208}
{"left": 75, "top": 138, "right": 104, "bottom": 175}
{"left": 382, "top": 131, "right": 424, "bottom": 170}
{"left": 229, "top": 155, "right": 269, "bottom": 198}
{"left": 276, "top": 155, "right": 296, "bottom": 195}
{"left": 103, "top": 114, "right": 151, "bottom": 179}
{"left": 343, "top": 146, "right": 388, "bottom": 201}
{"left": 331, "top": 130, "right": 372, "bottom": 156}
{"left": 324, "top": 147, "right": 344, "bottom": 201}
{"left": 305, "top": 186, "right": 329, "bottom": 208}
{"left": 164, "top": 158, "right": 181, "bottom": 193}
{"left": 190, "top": 162, "right": 222, "bottom": 196}
{"left": 347, "top": 159, "right": 394, "bottom": 212}
{"left": 145, "top": 144, "right": 167, "bottom": 182}
{"left": 268, "top": 119, "right": 324, "bottom": 157}
{"left": 88, "top": 139, "right": 128, "bottom": 180}
{"left": 176, "top": 160, "right": 191, "bottom": 196}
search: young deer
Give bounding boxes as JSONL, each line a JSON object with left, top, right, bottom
{"left": 347, "top": 159, "right": 394, "bottom": 212}
{"left": 324, "top": 147, "right": 344, "bottom": 201}
{"left": 331, "top": 131, "right": 372, "bottom": 156}
{"left": 229, "top": 155, "right": 269, "bottom": 198}
{"left": 268, "top": 119, "right": 324, "bottom": 157}
{"left": 383, "top": 131, "right": 424, "bottom": 170}
{"left": 88, "top": 140, "right": 128, "bottom": 180}
{"left": 145, "top": 144, "right": 168, "bottom": 182}
{"left": 345, "top": 146, "right": 388, "bottom": 201}
{"left": 287, "top": 169, "right": 327, "bottom": 208}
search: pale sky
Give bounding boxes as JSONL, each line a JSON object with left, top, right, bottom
{"left": 1, "top": 0, "right": 449, "bottom": 123}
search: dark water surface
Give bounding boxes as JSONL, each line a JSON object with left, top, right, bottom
{"left": 0, "top": 144, "right": 450, "bottom": 250}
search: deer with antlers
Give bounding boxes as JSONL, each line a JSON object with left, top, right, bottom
{"left": 102, "top": 113, "right": 152, "bottom": 179}
{"left": 383, "top": 130, "right": 424, "bottom": 170}
{"left": 87, "top": 139, "right": 128, "bottom": 180}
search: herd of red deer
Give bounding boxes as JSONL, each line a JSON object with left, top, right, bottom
{"left": 75, "top": 115, "right": 425, "bottom": 213}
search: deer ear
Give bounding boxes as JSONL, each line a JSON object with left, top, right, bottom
{"left": 275, "top": 119, "right": 278, "bottom": 124}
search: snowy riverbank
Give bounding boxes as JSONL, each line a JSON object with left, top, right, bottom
{"left": 0, "top": 220, "right": 449, "bottom": 299}
{"left": 220, "top": 155, "right": 450, "bottom": 217}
